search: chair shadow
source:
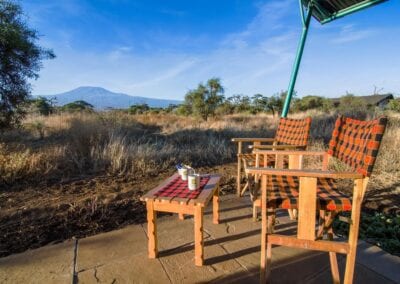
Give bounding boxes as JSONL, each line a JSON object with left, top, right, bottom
{"left": 204, "top": 204, "right": 251, "bottom": 215}
{"left": 219, "top": 213, "right": 254, "bottom": 223}
{"left": 158, "top": 229, "right": 261, "bottom": 258}
{"left": 158, "top": 222, "right": 297, "bottom": 261}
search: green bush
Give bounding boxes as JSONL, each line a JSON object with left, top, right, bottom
{"left": 334, "top": 212, "right": 400, "bottom": 256}
{"left": 386, "top": 99, "right": 400, "bottom": 112}
{"left": 337, "top": 94, "right": 369, "bottom": 119}
{"left": 128, "top": 104, "right": 150, "bottom": 114}
{"left": 61, "top": 100, "right": 94, "bottom": 112}
{"left": 29, "top": 96, "right": 55, "bottom": 115}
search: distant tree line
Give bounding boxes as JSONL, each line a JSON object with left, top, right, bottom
{"left": 169, "top": 78, "right": 400, "bottom": 120}
{"left": 18, "top": 78, "right": 400, "bottom": 120}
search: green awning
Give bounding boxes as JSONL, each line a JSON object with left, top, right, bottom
{"left": 281, "top": 0, "right": 389, "bottom": 117}
{"left": 302, "top": 0, "right": 388, "bottom": 24}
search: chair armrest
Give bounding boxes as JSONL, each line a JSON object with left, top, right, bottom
{"left": 231, "top": 137, "right": 275, "bottom": 143}
{"left": 252, "top": 150, "right": 326, "bottom": 156}
{"left": 245, "top": 167, "right": 364, "bottom": 179}
{"left": 249, "top": 144, "right": 301, "bottom": 150}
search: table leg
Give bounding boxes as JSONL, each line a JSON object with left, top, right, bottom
{"left": 178, "top": 213, "right": 184, "bottom": 220}
{"left": 146, "top": 201, "right": 158, "bottom": 258}
{"left": 213, "top": 187, "right": 219, "bottom": 224}
{"left": 194, "top": 205, "right": 204, "bottom": 266}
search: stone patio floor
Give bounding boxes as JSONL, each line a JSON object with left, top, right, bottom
{"left": 1, "top": 194, "right": 399, "bottom": 283}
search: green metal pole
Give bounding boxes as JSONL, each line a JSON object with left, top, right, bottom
{"left": 281, "top": 3, "right": 313, "bottom": 117}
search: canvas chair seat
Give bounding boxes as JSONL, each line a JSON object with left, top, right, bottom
{"left": 259, "top": 175, "right": 352, "bottom": 211}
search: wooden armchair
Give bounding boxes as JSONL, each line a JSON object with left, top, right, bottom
{"left": 232, "top": 117, "right": 312, "bottom": 198}
{"left": 246, "top": 116, "right": 388, "bottom": 283}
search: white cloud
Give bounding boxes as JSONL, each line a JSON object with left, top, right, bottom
{"left": 32, "top": 0, "right": 300, "bottom": 99}
{"left": 128, "top": 58, "right": 198, "bottom": 89}
{"left": 331, "top": 24, "right": 376, "bottom": 44}
{"left": 108, "top": 46, "right": 133, "bottom": 62}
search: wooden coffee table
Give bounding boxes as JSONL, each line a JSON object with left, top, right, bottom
{"left": 140, "top": 173, "right": 221, "bottom": 266}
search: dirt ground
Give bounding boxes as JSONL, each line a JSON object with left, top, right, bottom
{"left": 0, "top": 164, "right": 237, "bottom": 257}
{"left": 1, "top": 163, "right": 399, "bottom": 258}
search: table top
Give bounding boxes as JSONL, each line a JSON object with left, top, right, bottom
{"left": 140, "top": 173, "right": 221, "bottom": 206}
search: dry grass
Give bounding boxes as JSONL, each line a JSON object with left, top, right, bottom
{"left": 0, "top": 112, "right": 275, "bottom": 186}
{"left": 0, "top": 112, "right": 397, "bottom": 176}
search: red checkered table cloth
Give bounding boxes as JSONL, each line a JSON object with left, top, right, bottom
{"left": 153, "top": 175, "right": 211, "bottom": 200}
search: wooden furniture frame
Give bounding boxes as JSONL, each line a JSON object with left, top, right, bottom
{"left": 246, "top": 116, "right": 388, "bottom": 284}
{"left": 140, "top": 174, "right": 221, "bottom": 266}
{"left": 232, "top": 117, "right": 312, "bottom": 197}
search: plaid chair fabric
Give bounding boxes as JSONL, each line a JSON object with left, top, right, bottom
{"left": 275, "top": 117, "right": 312, "bottom": 147}
{"left": 265, "top": 175, "right": 352, "bottom": 211}
{"left": 328, "top": 116, "right": 388, "bottom": 177}
{"left": 242, "top": 117, "right": 312, "bottom": 169}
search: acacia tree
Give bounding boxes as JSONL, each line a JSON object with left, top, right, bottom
{"left": 0, "top": 0, "right": 55, "bottom": 129}
{"left": 251, "top": 94, "right": 269, "bottom": 113}
{"left": 184, "top": 78, "right": 224, "bottom": 120}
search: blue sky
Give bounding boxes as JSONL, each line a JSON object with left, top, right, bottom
{"left": 22, "top": 0, "right": 400, "bottom": 99}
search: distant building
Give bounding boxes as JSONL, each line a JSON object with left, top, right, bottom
{"left": 331, "top": 94, "right": 394, "bottom": 108}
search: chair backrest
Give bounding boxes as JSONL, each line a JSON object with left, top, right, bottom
{"left": 275, "top": 117, "right": 312, "bottom": 147}
{"left": 328, "top": 116, "right": 387, "bottom": 177}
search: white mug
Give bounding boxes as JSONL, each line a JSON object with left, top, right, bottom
{"left": 178, "top": 168, "right": 188, "bottom": 180}
{"left": 188, "top": 174, "right": 200, "bottom": 190}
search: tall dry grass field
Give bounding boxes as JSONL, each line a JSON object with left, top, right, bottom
{"left": 2, "top": 111, "right": 399, "bottom": 194}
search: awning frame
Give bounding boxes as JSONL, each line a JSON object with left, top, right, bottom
{"left": 281, "top": 0, "right": 388, "bottom": 117}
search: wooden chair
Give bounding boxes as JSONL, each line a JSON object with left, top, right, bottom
{"left": 232, "top": 117, "right": 312, "bottom": 197}
{"left": 232, "top": 117, "right": 312, "bottom": 221}
{"left": 246, "top": 116, "right": 388, "bottom": 284}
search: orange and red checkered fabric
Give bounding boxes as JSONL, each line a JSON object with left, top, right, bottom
{"left": 328, "top": 116, "right": 387, "bottom": 177}
{"left": 264, "top": 175, "right": 351, "bottom": 211}
{"left": 153, "top": 175, "right": 210, "bottom": 199}
{"left": 275, "top": 117, "right": 312, "bottom": 147}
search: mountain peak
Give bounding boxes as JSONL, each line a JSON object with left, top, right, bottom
{"left": 39, "top": 86, "right": 182, "bottom": 109}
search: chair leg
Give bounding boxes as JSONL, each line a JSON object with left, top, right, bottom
{"left": 317, "top": 210, "right": 326, "bottom": 239}
{"left": 253, "top": 203, "right": 258, "bottom": 222}
{"left": 288, "top": 209, "right": 294, "bottom": 220}
{"left": 260, "top": 222, "right": 267, "bottom": 284}
{"left": 327, "top": 212, "right": 340, "bottom": 284}
{"left": 329, "top": 252, "right": 340, "bottom": 284}
{"left": 260, "top": 175, "right": 268, "bottom": 283}
{"left": 237, "top": 156, "right": 242, "bottom": 196}
{"left": 241, "top": 182, "right": 249, "bottom": 196}
{"left": 344, "top": 179, "right": 364, "bottom": 284}
{"left": 317, "top": 210, "right": 340, "bottom": 283}
{"left": 266, "top": 242, "right": 272, "bottom": 282}
{"left": 267, "top": 209, "right": 275, "bottom": 234}
{"left": 292, "top": 209, "right": 298, "bottom": 219}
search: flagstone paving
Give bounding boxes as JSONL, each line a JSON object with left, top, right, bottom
{"left": 1, "top": 195, "right": 399, "bottom": 283}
